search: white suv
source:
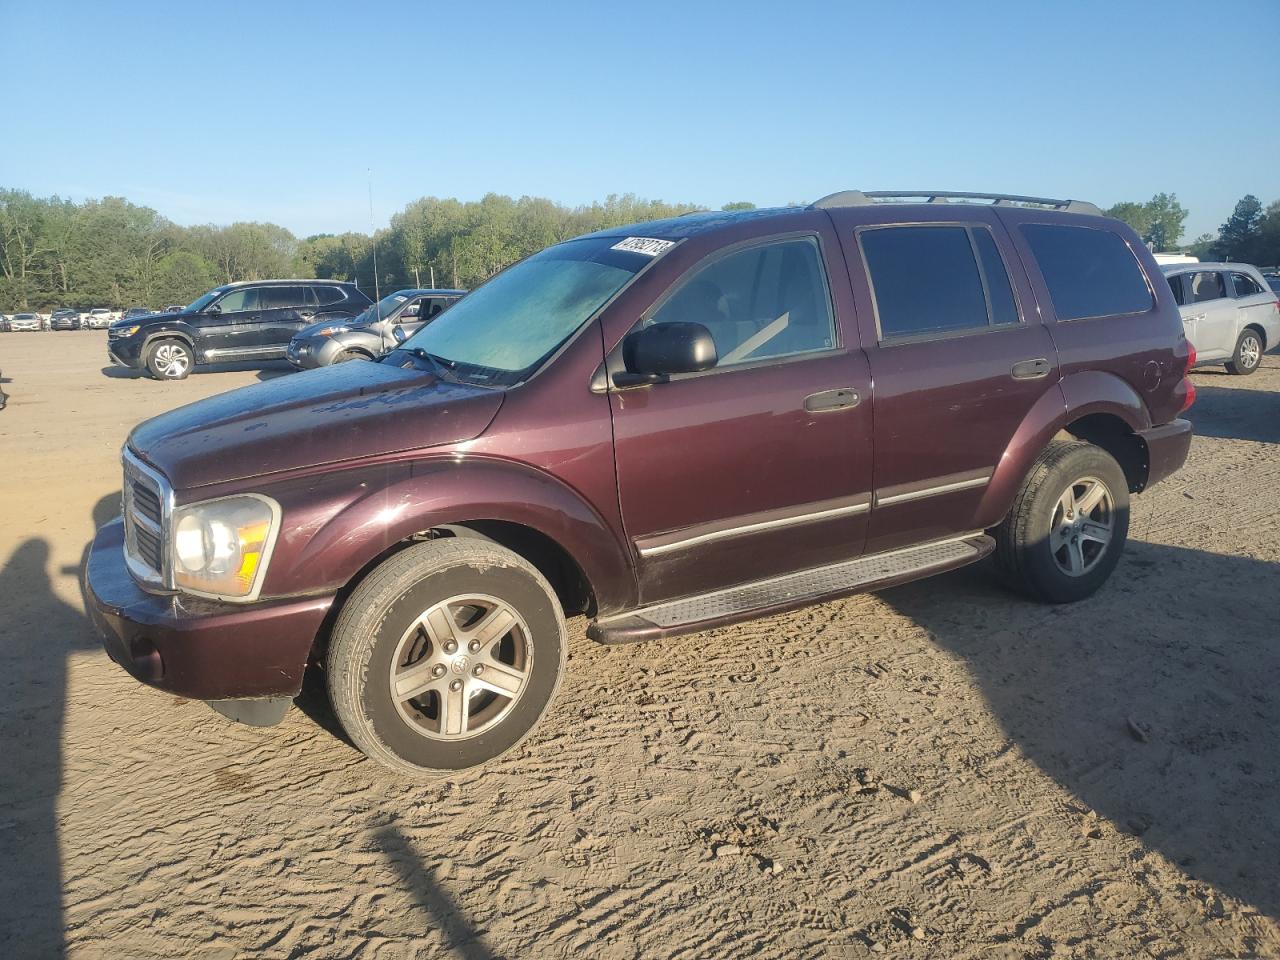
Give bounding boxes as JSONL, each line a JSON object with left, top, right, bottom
{"left": 84, "top": 308, "right": 115, "bottom": 329}
{"left": 1161, "top": 263, "right": 1280, "bottom": 374}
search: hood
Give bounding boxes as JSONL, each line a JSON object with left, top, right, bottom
{"left": 296, "top": 316, "right": 370, "bottom": 339}
{"left": 129, "top": 360, "right": 505, "bottom": 489}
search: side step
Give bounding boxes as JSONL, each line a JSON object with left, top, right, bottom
{"left": 589, "top": 534, "right": 993, "bottom": 645}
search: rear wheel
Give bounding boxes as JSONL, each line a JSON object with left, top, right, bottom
{"left": 145, "top": 339, "right": 193, "bottom": 380}
{"left": 1225, "top": 328, "right": 1263, "bottom": 375}
{"left": 326, "top": 539, "right": 567, "bottom": 777}
{"left": 993, "top": 440, "right": 1129, "bottom": 603}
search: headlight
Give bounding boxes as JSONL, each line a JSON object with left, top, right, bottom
{"left": 315, "top": 325, "right": 350, "bottom": 337}
{"left": 171, "top": 494, "right": 280, "bottom": 600}
{"left": 112, "top": 324, "right": 140, "bottom": 337}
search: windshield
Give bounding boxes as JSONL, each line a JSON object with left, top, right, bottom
{"left": 353, "top": 291, "right": 411, "bottom": 326}
{"left": 398, "top": 237, "right": 654, "bottom": 386}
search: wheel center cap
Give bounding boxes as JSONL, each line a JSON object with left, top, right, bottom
{"left": 450, "top": 656, "right": 469, "bottom": 675}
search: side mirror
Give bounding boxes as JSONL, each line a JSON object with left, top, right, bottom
{"left": 616, "top": 322, "right": 717, "bottom": 387}
{"left": 392, "top": 324, "right": 408, "bottom": 343}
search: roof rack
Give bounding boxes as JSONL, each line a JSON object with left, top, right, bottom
{"left": 809, "top": 191, "right": 1102, "bottom": 217}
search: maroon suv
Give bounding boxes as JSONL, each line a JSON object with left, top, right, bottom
{"left": 85, "top": 191, "right": 1195, "bottom": 775}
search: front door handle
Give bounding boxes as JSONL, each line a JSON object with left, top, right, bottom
{"left": 1011, "top": 358, "right": 1051, "bottom": 380}
{"left": 1185, "top": 313, "right": 1206, "bottom": 322}
{"left": 804, "top": 387, "right": 860, "bottom": 412}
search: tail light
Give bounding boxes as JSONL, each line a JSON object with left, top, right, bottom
{"left": 1179, "top": 339, "right": 1197, "bottom": 413}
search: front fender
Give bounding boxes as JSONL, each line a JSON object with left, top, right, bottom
{"left": 263, "top": 455, "right": 637, "bottom": 614}
{"left": 974, "top": 371, "right": 1150, "bottom": 528}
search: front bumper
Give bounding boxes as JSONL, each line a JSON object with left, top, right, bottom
{"left": 1137, "top": 418, "right": 1192, "bottom": 489}
{"left": 106, "top": 336, "right": 144, "bottom": 367}
{"left": 84, "top": 517, "right": 334, "bottom": 701}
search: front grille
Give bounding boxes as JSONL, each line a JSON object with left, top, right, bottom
{"left": 122, "top": 450, "right": 171, "bottom": 588}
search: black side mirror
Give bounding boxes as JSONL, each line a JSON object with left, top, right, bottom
{"left": 615, "top": 322, "right": 717, "bottom": 387}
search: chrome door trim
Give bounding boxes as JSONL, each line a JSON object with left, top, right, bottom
{"left": 874, "top": 467, "right": 993, "bottom": 507}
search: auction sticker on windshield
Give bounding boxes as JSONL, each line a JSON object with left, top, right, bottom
{"left": 611, "top": 237, "right": 675, "bottom": 257}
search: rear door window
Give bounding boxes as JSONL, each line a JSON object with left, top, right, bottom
{"left": 1166, "top": 274, "right": 1186, "bottom": 305}
{"left": 859, "top": 225, "right": 1019, "bottom": 338}
{"left": 1021, "top": 224, "right": 1153, "bottom": 320}
{"left": 1230, "top": 272, "right": 1264, "bottom": 298}
{"left": 260, "top": 286, "right": 311, "bottom": 310}
{"left": 1190, "top": 272, "right": 1226, "bottom": 302}
{"left": 648, "top": 236, "right": 836, "bottom": 366}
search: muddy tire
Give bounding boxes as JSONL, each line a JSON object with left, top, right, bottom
{"left": 145, "top": 339, "right": 194, "bottom": 380}
{"left": 1225, "top": 328, "right": 1263, "bottom": 376}
{"left": 993, "top": 440, "right": 1130, "bottom": 604}
{"left": 326, "top": 538, "right": 567, "bottom": 777}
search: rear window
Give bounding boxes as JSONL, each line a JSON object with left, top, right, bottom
{"left": 312, "top": 285, "right": 346, "bottom": 305}
{"left": 860, "top": 225, "right": 1020, "bottom": 338}
{"left": 1190, "top": 272, "right": 1226, "bottom": 303}
{"left": 1166, "top": 274, "right": 1186, "bottom": 305}
{"left": 1022, "top": 224, "right": 1153, "bottom": 320}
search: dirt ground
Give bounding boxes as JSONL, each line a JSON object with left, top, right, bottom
{"left": 0, "top": 331, "right": 1277, "bottom": 960}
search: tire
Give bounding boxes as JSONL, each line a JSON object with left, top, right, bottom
{"left": 326, "top": 538, "right": 567, "bottom": 777}
{"left": 333, "top": 349, "right": 373, "bottom": 363}
{"left": 993, "top": 440, "right": 1130, "bottom": 604}
{"left": 1225, "top": 328, "right": 1263, "bottom": 376}
{"left": 145, "top": 338, "right": 194, "bottom": 380}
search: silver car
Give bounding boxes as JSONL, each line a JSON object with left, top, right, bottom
{"left": 1161, "top": 262, "right": 1280, "bottom": 375}
{"left": 286, "top": 288, "right": 465, "bottom": 369}
{"left": 8, "top": 312, "right": 42, "bottom": 332}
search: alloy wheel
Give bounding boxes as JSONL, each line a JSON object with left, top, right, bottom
{"left": 153, "top": 343, "right": 190, "bottom": 378}
{"left": 388, "top": 594, "right": 532, "bottom": 740}
{"left": 1049, "top": 476, "right": 1114, "bottom": 577}
{"left": 1240, "top": 333, "right": 1261, "bottom": 370}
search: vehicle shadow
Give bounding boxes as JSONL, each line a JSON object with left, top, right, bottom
{"left": 1187, "top": 383, "right": 1280, "bottom": 444}
{"left": 100, "top": 360, "right": 294, "bottom": 382}
{"left": 880, "top": 540, "right": 1280, "bottom": 919}
{"left": 0, "top": 495, "right": 116, "bottom": 958}
{"left": 375, "top": 824, "right": 498, "bottom": 959}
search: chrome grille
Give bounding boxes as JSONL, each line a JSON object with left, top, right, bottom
{"left": 122, "top": 449, "right": 172, "bottom": 588}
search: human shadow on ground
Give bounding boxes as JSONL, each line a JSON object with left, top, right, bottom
{"left": 375, "top": 825, "right": 498, "bottom": 959}
{"left": 881, "top": 540, "right": 1280, "bottom": 919}
{"left": 0, "top": 494, "right": 116, "bottom": 957}
{"left": 100, "top": 360, "right": 293, "bottom": 382}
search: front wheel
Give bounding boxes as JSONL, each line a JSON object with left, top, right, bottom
{"left": 326, "top": 538, "right": 567, "bottom": 777}
{"left": 993, "top": 440, "right": 1130, "bottom": 604}
{"left": 333, "top": 349, "right": 373, "bottom": 363}
{"left": 145, "top": 339, "right": 194, "bottom": 380}
{"left": 1225, "top": 328, "right": 1263, "bottom": 375}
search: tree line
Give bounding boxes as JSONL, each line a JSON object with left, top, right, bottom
{"left": 2, "top": 186, "right": 1277, "bottom": 311}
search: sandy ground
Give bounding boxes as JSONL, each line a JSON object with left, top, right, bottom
{"left": 0, "top": 331, "right": 1277, "bottom": 959}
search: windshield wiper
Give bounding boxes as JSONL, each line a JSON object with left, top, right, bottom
{"left": 407, "top": 347, "right": 457, "bottom": 379}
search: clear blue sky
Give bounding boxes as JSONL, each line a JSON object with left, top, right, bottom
{"left": 3, "top": 0, "right": 1277, "bottom": 242}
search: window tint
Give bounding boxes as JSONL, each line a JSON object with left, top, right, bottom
{"left": 649, "top": 237, "right": 835, "bottom": 366}
{"left": 1190, "top": 272, "right": 1226, "bottom": 303}
{"left": 215, "top": 288, "right": 259, "bottom": 313}
{"left": 312, "top": 285, "right": 345, "bottom": 305}
{"left": 1166, "top": 274, "right": 1186, "bottom": 305}
{"left": 260, "top": 286, "right": 309, "bottom": 309}
{"left": 860, "top": 226, "right": 989, "bottom": 337}
{"left": 972, "top": 228, "right": 1019, "bottom": 325}
{"left": 1230, "top": 272, "right": 1263, "bottom": 297}
{"left": 1022, "top": 224, "right": 1153, "bottom": 320}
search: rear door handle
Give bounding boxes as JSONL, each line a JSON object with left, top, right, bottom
{"left": 1186, "top": 313, "right": 1206, "bottom": 322}
{"left": 1011, "top": 358, "right": 1051, "bottom": 380}
{"left": 804, "top": 387, "right": 860, "bottom": 412}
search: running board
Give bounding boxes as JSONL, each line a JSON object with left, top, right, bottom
{"left": 588, "top": 534, "right": 993, "bottom": 645}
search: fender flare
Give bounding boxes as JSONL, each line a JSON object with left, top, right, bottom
{"left": 274, "top": 456, "right": 637, "bottom": 615}
{"left": 974, "top": 371, "right": 1150, "bottom": 528}
{"left": 141, "top": 325, "right": 197, "bottom": 357}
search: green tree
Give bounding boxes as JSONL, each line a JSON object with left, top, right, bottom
{"left": 1104, "top": 193, "right": 1187, "bottom": 251}
{"left": 722, "top": 201, "right": 756, "bottom": 211}
{"left": 1214, "top": 195, "right": 1264, "bottom": 263}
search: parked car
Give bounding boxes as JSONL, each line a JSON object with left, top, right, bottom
{"left": 49, "top": 308, "right": 82, "bottom": 330}
{"left": 8, "top": 312, "right": 42, "bottom": 332}
{"left": 1161, "top": 262, "right": 1280, "bottom": 375}
{"left": 84, "top": 308, "right": 115, "bottom": 329}
{"left": 164, "top": 304, "right": 184, "bottom": 313}
{"left": 1263, "top": 273, "right": 1280, "bottom": 296}
{"left": 86, "top": 191, "right": 1194, "bottom": 776}
{"left": 107, "top": 280, "right": 373, "bottom": 380}
{"left": 121, "top": 307, "right": 153, "bottom": 322}
{"left": 286, "top": 288, "right": 465, "bottom": 369}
